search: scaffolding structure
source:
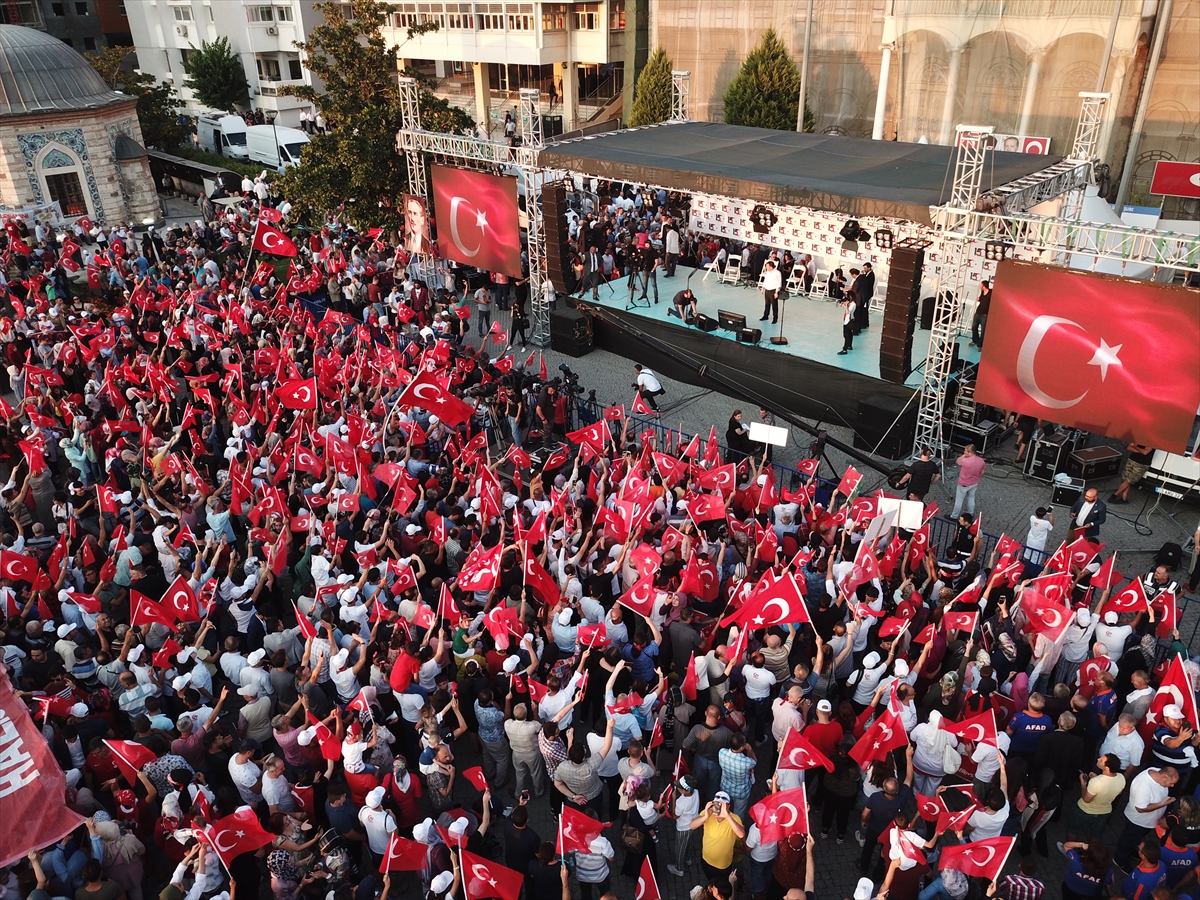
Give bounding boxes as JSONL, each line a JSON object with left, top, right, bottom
{"left": 396, "top": 79, "right": 552, "bottom": 346}
{"left": 670, "top": 70, "right": 691, "bottom": 122}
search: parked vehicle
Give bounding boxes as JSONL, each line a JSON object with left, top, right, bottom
{"left": 245, "top": 124, "right": 309, "bottom": 169}
{"left": 196, "top": 113, "right": 249, "bottom": 160}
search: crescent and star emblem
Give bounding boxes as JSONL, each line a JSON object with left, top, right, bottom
{"left": 412, "top": 383, "right": 439, "bottom": 402}
{"left": 449, "top": 197, "right": 485, "bottom": 257}
{"left": 964, "top": 724, "right": 985, "bottom": 742}
{"left": 635, "top": 878, "right": 647, "bottom": 900}
{"left": 965, "top": 845, "right": 996, "bottom": 866}
{"left": 1016, "top": 315, "right": 1123, "bottom": 409}
{"left": 470, "top": 863, "right": 497, "bottom": 887}
{"left": 776, "top": 803, "right": 799, "bottom": 828}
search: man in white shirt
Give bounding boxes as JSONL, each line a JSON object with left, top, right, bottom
{"left": 742, "top": 653, "right": 777, "bottom": 746}
{"left": 1117, "top": 767, "right": 1179, "bottom": 869}
{"left": 1053, "top": 608, "right": 1098, "bottom": 685}
{"left": 538, "top": 665, "right": 585, "bottom": 728}
{"left": 759, "top": 261, "right": 783, "bottom": 324}
{"left": 1099, "top": 714, "right": 1146, "bottom": 779}
{"left": 358, "top": 786, "right": 397, "bottom": 859}
{"left": 228, "top": 742, "right": 264, "bottom": 804}
{"left": 634, "top": 364, "right": 664, "bottom": 412}
{"left": 770, "top": 686, "right": 804, "bottom": 742}
{"left": 1095, "top": 611, "right": 1133, "bottom": 662}
{"left": 965, "top": 752, "right": 1009, "bottom": 840}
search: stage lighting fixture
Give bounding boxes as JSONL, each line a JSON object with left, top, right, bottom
{"left": 874, "top": 229, "right": 894, "bottom": 249}
{"left": 984, "top": 240, "right": 1013, "bottom": 261}
{"left": 839, "top": 219, "right": 862, "bottom": 241}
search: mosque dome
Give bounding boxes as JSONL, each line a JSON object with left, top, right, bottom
{"left": 0, "top": 24, "right": 127, "bottom": 118}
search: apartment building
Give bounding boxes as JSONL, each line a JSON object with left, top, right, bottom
{"left": 124, "top": 0, "right": 321, "bottom": 126}
{"left": 0, "top": 0, "right": 131, "bottom": 51}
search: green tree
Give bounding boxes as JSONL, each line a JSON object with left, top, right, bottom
{"left": 628, "top": 47, "right": 674, "bottom": 128}
{"left": 723, "top": 28, "right": 803, "bottom": 131}
{"left": 182, "top": 37, "right": 250, "bottom": 111}
{"left": 88, "top": 46, "right": 190, "bottom": 150}
{"left": 277, "top": 0, "right": 473, "bottom": 232}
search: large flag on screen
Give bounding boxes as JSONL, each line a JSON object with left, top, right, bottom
{"left": 975, "top": 259, "right": 1200, "bottom": 453}
{"left": 430, "top": 164, "right": 523, "bottom": 277}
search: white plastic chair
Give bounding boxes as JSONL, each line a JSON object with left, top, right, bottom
{"left": 720, "top": 254, "right": 742, "bottom": 285}
{"left": 812, "top": 268, "right": 830, "bottom": 297}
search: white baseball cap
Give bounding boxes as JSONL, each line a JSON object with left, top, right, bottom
{"left": 405, "top": 524, "right": 421, "bottom": 535}
{"left": 1104, "top": 611, "right": 1118, "bottom": 625}
{"left": 558, "top": 609, "right": 573, "bottom": 625}
{"left": 365, "top": 786, "right": 386, "bottom": 809}
{"left": 238, "top": 684, "right": 259, "bottom": 698}
{"left": 503, "top": 656, "right": 519, "bottom": 673}
{"left": 853, "top": 878, "right": 875, "bottom": 900}
{"left": 430, "top": 872, "right": 454, "bottom": 894}
{"left": 1164, "top": 704, "right": 1185, "bottom": 720}
{"left": 69, "top": 702, "right": 89, "bottom": 717}
{"left": 1076, "top": 609, "right": 1092, "bottom": 626}
{"left": 817, "top": 699, "right": 832, "bottom": 713}
{"left": 863, "top": 651, "right": 881, "bottom": 668}
{"left": 247, "top": 649, "right": 267, "bottom": 666}
{"left": 297, "top": 726, "right": 317, "bottom": 746}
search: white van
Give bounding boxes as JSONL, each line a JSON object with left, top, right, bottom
{"left": 245, "top": 124, "right": 309, "bottom": 169}
{"left": 196, "top": 113, "right": 249, "bottom": 159}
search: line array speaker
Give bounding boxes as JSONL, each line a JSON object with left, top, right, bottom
{"left": 549, "top": 307, "right": 593, "bottom": 357}
{"left": 543, "top": 181, "right": 575, "bottom": 295}
{"left": 878, "top": 246, "right": 924, "bottom": 385}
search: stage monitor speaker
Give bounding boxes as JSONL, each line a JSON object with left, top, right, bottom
{"left": 549, "top": 307, "right": 592, "bottom": 344}
{"left": 853, "top": 392, "right": 917, "bottom": 459}
{"left": 543, "top": 181, "right": 575, "bottom": 294}
{"left": 694, "top": 313, "right": 718, "bottom": 332}
{"left": 919, "top": 295, "right": 936, "bottom": 330}
{"left": 737, "top": 327, "right": 762, "bottom": 344}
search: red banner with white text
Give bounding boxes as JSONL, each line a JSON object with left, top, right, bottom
{"left": 0, "top": 663, "right": 85, "bottom": 867}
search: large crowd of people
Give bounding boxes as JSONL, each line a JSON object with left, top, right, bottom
{"left": 0, "top": 178, "right": 1198, "bottom": 900}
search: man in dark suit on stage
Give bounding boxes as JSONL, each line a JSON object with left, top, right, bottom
{"left": 581, "top": 245, "right": 604, "bottom": 299}
{"left": 852, "top": 262, "right": 876, "bottom": 333}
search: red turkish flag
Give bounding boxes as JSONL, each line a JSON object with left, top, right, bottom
{"left": 522, "top": 555, "right": 561, "bottom": 606}
{"left": 751, "top": 785, "right": 809, "bottom": 843}
{"left": 103, "top": 739, "right": 157, "bottom": 786}
{"left": 849, "top": 709, "right": 909, "bottom": 766}
{"left": 378, "top": 833, "right": 427, "bottom": 872}
{"left": 631, "top": 392, "right": 655, "bottom": 416}
{"left": 130, "top": 592, "right": 178, "bottom": 629}
{"left": 1102, "top": 577, "right": 1150, "bottom": 614}
{"left": 456, "top": 544, "right": 502, "bottom": 592}
{"left": 722, "top": 571, "right": 811, "bottom": 629}
{"left": 695, "top": 462, "right": 737, "bottom": 495}
{"left": 397, "top": 370, "right": 475, "bottom": 427}
{"left": 430, "top": 165, "right": 523, "bottom": 277}
{"left": 939, "top": 836, "right": 1016, "bottom": 882}
{"left": 975, "top": 259, "right": 1200, "bottom": 453}
{"left": 276, "top": 378, "right": 318, "bottom": 410}
{"left": 202, "top": 808, "right": 276, "bottom": 866}
{"left": 942, "top": 610, "right": 978, "bottom": 635}
{"left": 293, "top": 602, "right": 318, "bottom": 640}
{"left": 568, "top": 420, "right": 609, "bottom": 453}
{"left": 462, "top": 765, "right": 488, "bottom": 792}
{"left": 685, "top": 492, "right": 726, "bottom": 523}
{"left": 0, "top": 551, "right": 36, "bottom": 583}
{"left": 603, "top": 404, "right": 625, "bottom": 421}
{"left": 636, "top": 856, "right": 661, "bottom": 900}
{"left": 940, "top": 709, "right": 999, "bottom": 746}
{"left": 1019, "top": 589, "right": 1072, "bottom": 641}
{"left": 1065, "top": 537, "right": 1103, "bottom": 569}
{"left": 778, "top": 728, "right": 835, "bottom": 772}
{"left": 1147, "top": 654, "right": 1200, "bottom": 727}
{"left": 835, "top": 465, "right": 863, "bottom": 498}
{"left": 252, "top": 221, "right": 298, "bottom": 256}
{"left": 1028, "top": 570, "right": 1072, "bottom": 606}
{"left": 906, "top": 525, "right": 930, "bottom": 572}
{"left": 1152, "top": 590, "right": 1179, "bottom": 640}
{"left": 618, "top": 575, "right": 659, "bottom": 618}
{"left": 1091, "top": 554, "right": 1123, "bottom": 590}
{"left": 557, "top": 806, "right": 604, "bottom": 855}
{"left": 161, "top": 576, "right": 200, "bottom": 623}
{"left": 460, "top": 849, "right": 523, "bottom": 900}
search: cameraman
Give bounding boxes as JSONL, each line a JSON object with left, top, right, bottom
{"left": 633, "top": 364, "right": 664, "bottom": 412}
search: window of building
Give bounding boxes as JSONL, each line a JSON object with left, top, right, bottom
{"left": 394, "top": 3, "right": 417, "bottom": 28}
{"left": 477, "top": 3, "right": 502, "bottom": 30}
{"left": 207, "top": 6, "right": 213, "bottom": 21}
{"left": 676, "top": 1, "right": 697, "bottom": 28}
{"left": 444, "top": 3, "right": 471, "bottom": 28}
{"left": 83, "top": 35, "right": 95, "bottom": 48}
{"left": 505, "top": 3, "right": 531, "bottom": 30}
{"left": 0, "top": 1, "right": 42, "bottom": 26}
{"left": 574, "top": 2, "right": 598, "bottom": 30}
{"left": 62, "top": 36, "right": 72, "bottom": 45}
{"left": 256, "top": 54, "right": 282, "bottom": 81}
{"left": 179, "top": 47, "right": 193, "bottom": 64}
{"left": 609, "top": 0, "right": 624, "bottom": 29}
{"left": 46, "top": 172, "right": 87, "bottom": 217}
{"left": 452, "top": 60, "right": 465, "bottom": 74}
{"left": 51, "top": 2, "right": 64, "bottom": 15}
{"left": 172, "top": 5, "right": 192, "bottom": 21}
{"left": 247, "top": 6, "right": 274, "bottom": 21}
{"left": 276, "top": 5, "right": 294, "bottom": 20}
{"left": 824, "top": 0, "right": 859, "bottom": 33}
{"left": 712, "top": 0, "right": 734, "bottom": 28}
{"left": 416, "top": 3, "right": 445, "bottom": 29}
{"left": 540, "top": 3, "right": 565, "bottom": 30}
{"left": 286, "top": 51, "right": 302, "bottom": 79}
{"left": 74, "top": 2, "right": 88, "bottom": 14}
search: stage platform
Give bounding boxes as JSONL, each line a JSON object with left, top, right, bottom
{"left": 579, "top": 264, "right": 981, "bottom": 388}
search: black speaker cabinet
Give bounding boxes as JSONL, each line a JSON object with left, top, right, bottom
{"left": 878, "top": 246, "right": 925, "bottom": 385}
{"left": 543, "top": 181, "right": 575, "bottom": 294}
{"left": 853, "top": 392, "right": 918, "bottom": 459}
{"left": 737, "top": 327, "right": 762, "bottom": 344}
{"left": 919, "top": 295, "right": 936, "bottom": 330}
{"left": 549, "top": 307, "right": 592, "bottom": 357}
{"left": 694, "top": 313, "right": 718, "bottom": 332}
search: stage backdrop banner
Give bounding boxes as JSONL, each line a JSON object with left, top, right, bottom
{"left": 975, "top": 259, "right": 1200, "bottom": 454}
{"left": 0, "top": 663, "right": 85, "bottom": 867}
{"left": 430, "top": 165, "right": 522, "bottom": 277}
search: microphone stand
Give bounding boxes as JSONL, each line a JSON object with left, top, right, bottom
{"left": 769, "top": 291, "right": 789, "bottom": 345}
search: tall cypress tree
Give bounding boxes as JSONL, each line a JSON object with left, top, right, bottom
{"left": 629, "top": 47, "right": 674, "bottom": 127}
{"left": 723, "top": 28, "right": 803, "bottom": 131}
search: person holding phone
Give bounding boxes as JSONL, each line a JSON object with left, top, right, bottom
{"left": 688, "top": 790, "right": 745, "bottom": 888}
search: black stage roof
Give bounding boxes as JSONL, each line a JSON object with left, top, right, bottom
{"left": 540, "top": 121, "right": 1063, "bottom": 225}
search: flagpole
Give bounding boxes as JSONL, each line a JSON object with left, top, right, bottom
{"left": 993, "top": 836, "right": 1017, "bottom": 884}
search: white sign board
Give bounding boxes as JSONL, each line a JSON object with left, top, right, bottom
{"left": 748, "top": 422, "right": 788, "bottom": 447}
{"left": 877, "top": 497, "right": 925, "bottom": 531}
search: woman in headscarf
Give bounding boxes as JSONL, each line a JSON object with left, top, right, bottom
{"left": 267, "top": 848, "right": 320, "bottom": 900}
{"left": 91, "top": 818, "right": 146, "bottom": 900}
